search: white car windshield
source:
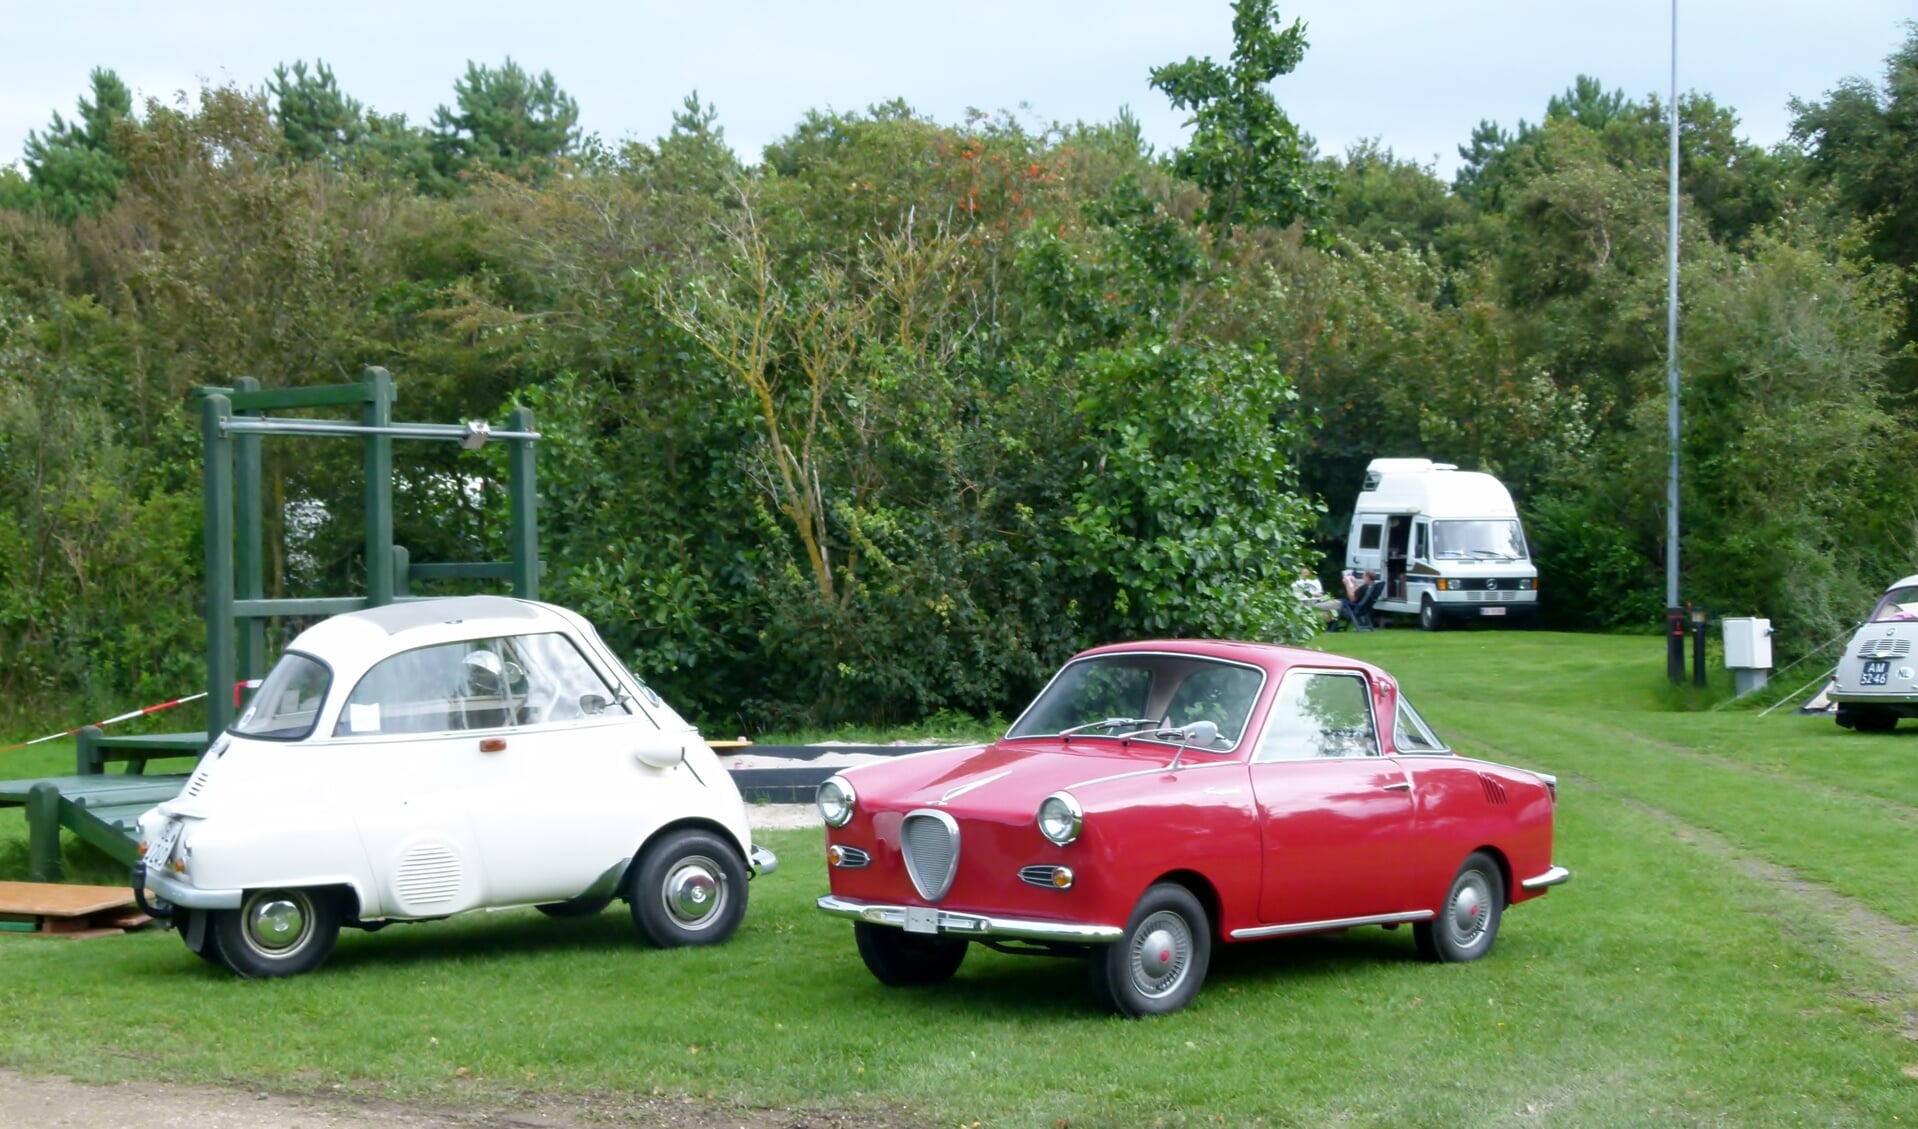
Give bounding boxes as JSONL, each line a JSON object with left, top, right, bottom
{"left": 1007, "top": 655, "right": 1262, "bottom": 750}
{"left": 1432, "top": 519, "right": 1528, "bottom": 561}
{"left": 1870, "top": 586, "right": 1918, "bottom": 623}
{"left": 232, "top": 653, "right": 331, "bottom": 740}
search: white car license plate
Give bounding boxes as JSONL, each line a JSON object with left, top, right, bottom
{"left": 146, "top": 819, "right": 184, "bottom": 867}
{"left": 903, "top": 906, "right": 940, "bottom": 935}
{"left": 1863, "top": 660, "right": 1891, "bottom": 686}
{"left": 1480, "top": 606, "right": 1507, "bottom": 616}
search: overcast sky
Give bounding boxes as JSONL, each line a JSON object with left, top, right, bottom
{"left": 1, "top": 1, "right": 1909, "bottom": 179}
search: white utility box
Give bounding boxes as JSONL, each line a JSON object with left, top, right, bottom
{"left": 1722, "top": 616, "right": 1773, "bottom": 695}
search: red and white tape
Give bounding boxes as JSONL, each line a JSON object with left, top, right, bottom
{"left": 0, "top": 682, "right": 260, "bottom": 755}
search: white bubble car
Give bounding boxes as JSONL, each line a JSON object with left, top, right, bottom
{"left": 1832, "top": 575, "right": 1918, "bottom": 733}
{"left": 132, "top": 595, "right": 776, "bottom": 977}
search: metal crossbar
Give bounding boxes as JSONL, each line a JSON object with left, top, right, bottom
{"left": 220, "top": 419, "right": 538, "bottom": 443}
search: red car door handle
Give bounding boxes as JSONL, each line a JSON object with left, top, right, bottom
{"left": 1382, "top": 781, "right": 1412, "bottom": 792}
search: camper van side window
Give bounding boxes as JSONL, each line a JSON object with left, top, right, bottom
{"left": 1358, "top": 524, "right": 1382, "bottom": 551}
{"left": 1414, "top": 522, "right": 1428, "bottom": 561}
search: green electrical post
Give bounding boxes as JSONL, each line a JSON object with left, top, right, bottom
{"left": 508, "top": 405, "right": 538, "bottom": 599}
{"left": 201, "top": 393, "right": 236, "bottom": 739}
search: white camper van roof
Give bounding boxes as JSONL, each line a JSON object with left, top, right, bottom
{"left": 1358, "top": 458, "right": 1518, "bottom": 519}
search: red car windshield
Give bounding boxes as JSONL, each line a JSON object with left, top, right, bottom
{"left": 1007, "top": 654, "right": 1263, "bottom": 749}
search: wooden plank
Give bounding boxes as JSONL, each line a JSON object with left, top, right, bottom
{"left": 83, "top": 801, "right": 167, "bottom": 831}
{"left": 74, "top": 782, "right": 185, "bottom": 809}
{"left": 92, "top": 733, "right": 207, "bottom": 750}
{"left": 224, "top": 383, "right": 375, "bottom": 411}
{"left": 235, "top": 596, "right": 368, "bottom": 618}
{"left": 0, "top": 881, "right": 138, "bottom": 918}
{"left": 0, "top": 774, "right": 190, "bottom": 805}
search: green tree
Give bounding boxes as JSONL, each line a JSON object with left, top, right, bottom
{"left": 1792, "top": 25, "right": 1918, "bottom": 380}
{"left": 15, "top": 68, "right": 135, "bottom": 222}
{"left": 1320, "top": 140, "right": 1467, "bottom": 254}
{"left": 268, "top": 59, "right": 438, "bottom": 186}
{"left": 1062, "top": 341, "right": 1322, "bottom": 642}
{"left": 1150, "top": 0, "right": 1319, "bottom": 235}
{"left": 268, "top": 60, "right": 364, "bottom": 160}
{"left": 1457, "top": 77, "right": 1785, "bottom": 246}
{"left": 432, "top": 59, "right": 580, "bottom": 183}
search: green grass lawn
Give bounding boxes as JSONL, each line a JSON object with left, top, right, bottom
{"left": 3, "top": 632, "right": 1918, "bottom": 1126}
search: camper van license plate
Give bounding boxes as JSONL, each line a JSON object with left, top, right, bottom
{"left": 1863, "top": 660, "right": 1891, "bottom": 686}
{"left": 1479, "top": 607, "right": 1507, "bottom": 616}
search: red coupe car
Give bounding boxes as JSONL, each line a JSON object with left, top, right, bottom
{"left": 815, "top": 639, "right": 1568, "bottom": 1016}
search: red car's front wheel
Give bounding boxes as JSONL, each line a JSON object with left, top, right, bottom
{"left": 1089, "top": 882, "right": 1211, "bottom": 1017}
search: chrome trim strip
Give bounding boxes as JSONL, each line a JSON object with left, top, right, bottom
{"left": 141, "top": 869, "right": 243, "bottom": 910}
{"left": 1520, "top": 865, "right": 1570, "bottom": 890}
{"left": 1827, "top": 691, "right": 1918, "bottom": 704}
{"left": 1229, "top": 909, "right": 1433, "bottom": 940}
{"left": 816, "top": 895, "right": 1122, "bottom": 942}
{"left": 749, "top": 845, "right": 779, "bottom": 878}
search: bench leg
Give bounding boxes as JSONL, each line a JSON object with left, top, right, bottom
{"left": 26, "top": 782, "right": 62, "bottom": 883}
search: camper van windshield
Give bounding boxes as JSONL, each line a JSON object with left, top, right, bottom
{"left": 1432, "top": 520, "right": 1528, "bottom": 561}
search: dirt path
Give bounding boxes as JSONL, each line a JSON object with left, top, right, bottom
{"left": 0, "top": 1069, "right": 884, "bottom": 1129}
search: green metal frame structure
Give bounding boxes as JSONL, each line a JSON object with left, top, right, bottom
{"left": 7, "top": 367, "right": 541, "bottom": 880}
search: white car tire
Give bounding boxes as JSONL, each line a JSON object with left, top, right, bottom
{"left": 628, "top": 830, "right": 748, "bottom": 948}
{"left": 211, "top": 888, "right": 342, "bottom": 978}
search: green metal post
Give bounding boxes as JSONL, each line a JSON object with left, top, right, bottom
{"left": 234, "top": 377, "right": 266, "bottom": 690}
{"left": 362, "top": 367, "right": 396, "bottom": 606}
{"left": 27, "top": 782, "right": 62, "bottom": 882}
{"left": 507, "top": 405, "right": 539, "bottom": 599}
{"left": 202, "top": 393, "right": 236, "bottom": 739}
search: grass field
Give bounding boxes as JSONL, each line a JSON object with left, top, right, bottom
{"left": 3, "top": 631, "right": 1917, "bottom": 1126}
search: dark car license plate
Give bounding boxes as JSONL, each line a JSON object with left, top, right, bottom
{"left": 1863, "top": 659, "right": 1891, "bottom": 686}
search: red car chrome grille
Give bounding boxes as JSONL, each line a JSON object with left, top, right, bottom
{"left": 901, "top": 810, "right": 960, "bottom": 902}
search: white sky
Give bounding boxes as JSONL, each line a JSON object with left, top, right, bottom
{"left": 0, "top": 1, "right": 1909, "bottom": 179}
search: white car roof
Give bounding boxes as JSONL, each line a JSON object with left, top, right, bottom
{"left": 292, "top": 595, "right": 562, "bottom": 657}
{"left": 280, "top": 596, "right": 694, "bottom": 734}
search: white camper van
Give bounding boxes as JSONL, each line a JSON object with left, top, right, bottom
{"left": 1344, "top": 459, "right": 1538, "bottom": 629}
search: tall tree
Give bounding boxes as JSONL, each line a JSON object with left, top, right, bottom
{"left": 432, "top": 59, "right": 580, "bottom": 183}
{"left": 1150, "top": 0, "right": 1319, "bottom": 235}
{"left": 1792, "top": 25, "right": 1918, "bottom": 379}
{"left": 267, "top": 59, "right": 365, "bottom": 160}
{"left": 16, "top": 68, "right": 135, "bottom": 222}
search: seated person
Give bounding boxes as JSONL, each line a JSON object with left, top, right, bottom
{"left": 1292, "top": 566, "right": 1339, "bottom": 625}
{"left": 1336, "top": 568, "right": 1382, "bottom": 627}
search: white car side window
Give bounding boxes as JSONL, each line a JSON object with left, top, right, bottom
{"left": 335, "top": 639, "right": 522, "bottom": 735}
